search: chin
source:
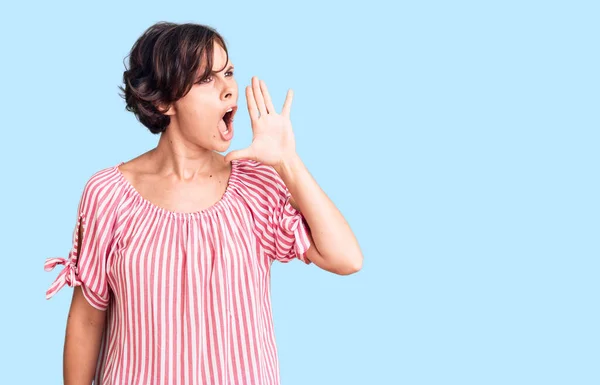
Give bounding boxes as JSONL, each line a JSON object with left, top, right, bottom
{"left": 214, "top": 141, "right": 232, "bottom": 154}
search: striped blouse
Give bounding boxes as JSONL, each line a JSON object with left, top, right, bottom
{"left": 44, "top": 159, "right": 312, "bottom": 385}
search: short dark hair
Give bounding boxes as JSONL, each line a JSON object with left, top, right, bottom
{"left": 119, "top": 22, "right": 229, "bottom": 134}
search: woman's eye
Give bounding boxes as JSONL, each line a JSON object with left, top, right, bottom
{"left": 197, "top": 76, "right": 213, "bottom": 84}
{"left": 196, "top": 71, "right": 233, "bottom": 84}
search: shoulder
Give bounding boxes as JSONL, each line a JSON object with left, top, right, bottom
{"left": 232, "top": 159, "right": 286, "bottom": 198}
{"left": 78, "top": 163, "right": 126, "bottom": 214}
{"left": 234, "top": 158, "right": 275, "bottom": 175}
{"left": 234, "top": 159, "right": 284, "bottom": 188}
{"left": 83, "top": 164, "right": 123, "bottom": 196}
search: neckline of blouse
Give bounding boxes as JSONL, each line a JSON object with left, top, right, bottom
{"left": 112, "top": 159, "right": 240, "bottom": 218}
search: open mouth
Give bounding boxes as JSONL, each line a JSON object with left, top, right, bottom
{"left": 222, "top": 106, "right": 237, "bottom": 134}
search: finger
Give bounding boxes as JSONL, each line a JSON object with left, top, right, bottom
{"left": 246, "top": 86, "right": 259, "bottom": 121}
{"left": 225, "top": 147, "right": 255, "bottom": 163}
{"left": 252, "top": 76, "right": 267, "bottom": 117}
{"left": 259, "top": 79, "right": 276, "bottom": 114}
{"left": 282, "top": 89, "right": 294, "bottom": 117}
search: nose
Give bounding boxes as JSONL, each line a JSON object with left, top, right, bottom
{"left": 221, "top": 81, "right": 237, "bottom": 101}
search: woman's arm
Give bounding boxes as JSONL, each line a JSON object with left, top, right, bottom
{"left": 225, "top": 76, "right": 363, "bottom": 274}
{"left": 63, "top": 287, "right": 106, "bottom": 385}
{"left": 275, "top": 154, "right": 363, "bottom": 275}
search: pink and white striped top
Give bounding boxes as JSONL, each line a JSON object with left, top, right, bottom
{"left": 44, "top": 159, "right": 312, "bottom": 385}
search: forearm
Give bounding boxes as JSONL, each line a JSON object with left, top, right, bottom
{"left": 64, "top": 288, "right": 106, "bottom": 385}
{"left": 274, "top": 153, "right": 362, "bottom": 272}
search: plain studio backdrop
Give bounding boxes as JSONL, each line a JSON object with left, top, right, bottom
{"left": 0, "top": 0, "right": 598, "bottom": 384}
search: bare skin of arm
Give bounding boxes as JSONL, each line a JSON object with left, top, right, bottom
{"left": 63, "top": 286, "right": 106, "bottom": 385}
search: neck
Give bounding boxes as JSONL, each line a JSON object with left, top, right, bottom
{"left": 150, "top": 127, "right": 224, "bottom": 181}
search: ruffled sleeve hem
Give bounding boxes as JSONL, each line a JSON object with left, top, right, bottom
{"left": 272, "top": 196, "right": 312, "bottom": 264}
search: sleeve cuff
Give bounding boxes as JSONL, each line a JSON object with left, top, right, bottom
{"left": 278, "top": 198, "right": 312, "bottom": 264}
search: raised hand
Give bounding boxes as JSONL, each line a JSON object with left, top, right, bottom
{"left": 225, "top": 76, "right": 297, "bottom": 168}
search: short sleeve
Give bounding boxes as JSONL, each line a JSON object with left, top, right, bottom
{"left": 240, "top": 161, "right": 312, "bottom": 264}
{"left": 267, "top": 188, "right": 312, "bottom": 264}
{"left": 44, "top": 175, "right": 115, "bottom": 310}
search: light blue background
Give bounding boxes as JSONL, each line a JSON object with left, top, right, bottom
{"left": 1, "top": 0, "right": 598, "bottom": 384}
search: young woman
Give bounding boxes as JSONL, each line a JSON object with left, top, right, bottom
{"left": 45, "top": 21, "right": 362, "bottom": 385}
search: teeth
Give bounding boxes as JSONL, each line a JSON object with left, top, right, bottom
{"left": 227, "top": 108, "right": 233, "bottom": 112}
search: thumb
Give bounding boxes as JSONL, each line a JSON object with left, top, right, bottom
{"left": 225, "top": 147, "right": 254, "bottom": 163}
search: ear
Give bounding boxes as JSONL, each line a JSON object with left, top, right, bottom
{"left": 156, "top": 102, "right": 175, "bottom": 116}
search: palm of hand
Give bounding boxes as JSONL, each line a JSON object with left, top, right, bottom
{"left": 225, "top": 76, "right": 297, "bottom": 168}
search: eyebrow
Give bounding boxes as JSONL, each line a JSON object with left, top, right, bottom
{"left": 212, "top": 65, "right": 234, "bottom": 75}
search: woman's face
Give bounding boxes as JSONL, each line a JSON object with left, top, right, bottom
{"left": 166, "top": 42, "right": 239, "bottom": 153}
